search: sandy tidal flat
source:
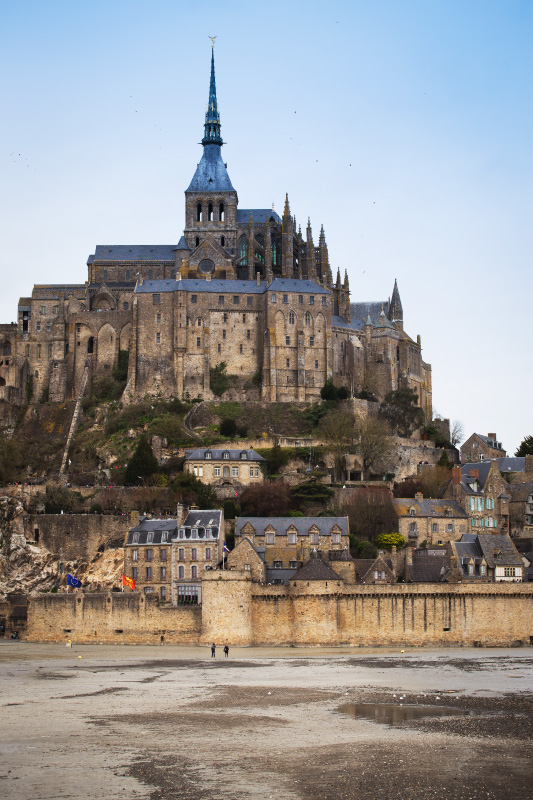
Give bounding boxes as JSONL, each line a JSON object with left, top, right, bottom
{"left": 0, "top": 642, "right": 532, "bottom": 800}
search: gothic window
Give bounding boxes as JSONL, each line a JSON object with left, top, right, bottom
{"left": 289, "top": 311, "right": 295, "bottom": 324}
{"left": 208, "top": 203, "right": 213, "bottom": 221}
{"left": 196, "top": 203, "right": 202, "bottom": 222}
{"left": 238, "top": 236, "right": 247, "bottom": 264}
{"left": 199, "top": 259, "right": 214, "bottom": 274}
{"left": 256, "top": 233, "right": 264, "bottom": 248}
{"left": 272, "top": 240, "right": 277, "bottom": 266}
{"left": 103, "top": 270, "right": 108, "bottom": 282}
{"left": 305, "top": 312, "right": 311, "bottom": 325}
{"left": 219, "top": 202, "right": 225, "bottom": 221}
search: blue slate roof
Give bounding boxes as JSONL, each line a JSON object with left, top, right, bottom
{"left": 332, "top": 315, "right": 360, "bottom": 330}
{"left": 235, "top": 517, "right": 348, "bottom": 537}
{"left": 185, "top": 448, "right": 265, "bottom": 462}
{"left": 496, "top": 457, "right": 525, "bottom": 472}
{"left": 461, "top": 461, "right": 493, "bottom": 493}
{"left": 186, "top": 143, "right": 235, "bottom": 192}
{"left": 268, "top": 278, "right": 330, "bottom": 295}
{"left": 91, "top": 245, "right": 177, "bottom": 262}
{"left": 176, "top": 236, "right": 190, "bottom": 251}
{"left": 135, "top": 278, "right": 267, "bottom": 295}
{"left": 236, "top": 209, "right": 281, "bottom": 225}
{"left": 350, "top": 301, "right": 390, "bottom": 330}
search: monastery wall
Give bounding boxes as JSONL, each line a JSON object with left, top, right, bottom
{"left": 26, "top": 592, "right": 201, "bottom": 644}
{"left": 24, "top": 514, "right": 133, "bottom": 561}
{"left": 25, "top": 576, "right": 533, "bottom": 647}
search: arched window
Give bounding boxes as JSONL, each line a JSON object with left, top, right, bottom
{"left": 305, "top": 311, "right": 311, "bottom": 326}
{"left": 87, "top": 337, "right": 94, "bottom": 354}
{"left": 289, "top": 311, "right": 295, "bottom": 324}
{"left": 272, "top": 240, "right": 277, "bottom": 266}
{"left": 238, "top": 236, "right": 247, "bottom": 264}
{"left": 196, "top": 203, "right": 202, "bottom": 222}
{"left": 208, "top": 203, "right": 213, "bottom": 221}
{"left": 255, "top": 233, "right": 264, "bottom": 248}
{"left": 219, "top": 202, "right": 225, "bottom": 221}
{"left": 221, "top": 236, "right": 225, "bottom": 247}
{"left": 178, "top": 565, "right": 185, "bottom": 579}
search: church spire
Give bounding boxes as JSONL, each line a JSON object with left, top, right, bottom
{"left": 202, "top": 46, "right": 223, "bottom": 146}
{"left": 389, "top": 278, "right": 403, "bottom": 323}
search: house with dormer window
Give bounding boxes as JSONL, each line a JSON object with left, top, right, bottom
{"left": 393, "top": 493, "right": 468, "bottom": 545}
{"left": 449, "top": 533, "right": 523, "bottom": 582}
{"left": 444, "top": 462, "right": 510, "bottom": 534}
{"left": 184, "top": 447, "right": 265, "bottom": 488}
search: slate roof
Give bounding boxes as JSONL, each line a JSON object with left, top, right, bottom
{"left": 176, "top": 236, "right": 190, "bottom": 251}
{"left": 291, "top": 551, "right": 341, "bottom": 581}
{"left": 455, "top": 533, "right": 523, "bottom": 568}
{"left": 90, "top": 245, "right": 178, "bottom": 262}
{"left": 460, "top": 461, "right": 493, "bottom": 493}
{"left": 328, "top": 548, "right": 354, "bottom": 561}
{"left": 496, "top": 457, "right": 525, "bottom": 473}
{"left": 393, "top": 498, "right": 467, "bottom": 518}
{"left": 31, "top": 285, "right": 85, "bottom": 299}
{"left": 135, "top": 278, "right": 267, "bottom": 295}
{"left": 186, "top": 143, "right": 235, "bottom": 192}
{"left": 235, "top": 517, "right": 349, "bottom": 537}
{"left": 410, "top": 548, "right": 451, "bottom": 582}
{"left": 265, "top": 568, "right": 297, "bottom": 585}
{"left": 331, "top": 315, "right": 364, "bottom": 334}
{"left": 185, "top": 448, "right": 265, "bottom": 462}
{"left": 475, "top": 433, "right": 504, "bottom": 449}
{"left": 268, "top": 278, "right": 330, "bottom": 294}
{"left": 182, "top": 509, "right": 222, "bottom": 533}
{"left": 125, "top": 510, "right": 222, "bottom": 545}
{"left": 349, "top": 301, "right": 391, "bottom": 330}
{"left": 236, "top": 209, "right": 281, "bottom": 225}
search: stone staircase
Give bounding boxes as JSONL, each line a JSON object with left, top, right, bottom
{"left": 59, "top": 358, "right": 91, "bottom": 477}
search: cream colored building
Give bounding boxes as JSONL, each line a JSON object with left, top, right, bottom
{"left": 184, "top": 447, "right": 265, "bottom": 488}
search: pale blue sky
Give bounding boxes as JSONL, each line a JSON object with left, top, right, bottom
{"left": 1, "top": 0, "right": 531, "bottom": 452}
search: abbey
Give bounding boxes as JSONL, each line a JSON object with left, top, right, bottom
{"left": 0, "top": 50, "right": 431, "bottom": 414}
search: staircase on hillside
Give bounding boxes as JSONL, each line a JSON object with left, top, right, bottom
{"left": 59, "top": 358, "right": 92, "bottom": 477}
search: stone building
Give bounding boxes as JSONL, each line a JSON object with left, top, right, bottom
{"left": 393, "top": 494, "right": 468, "bottom": 546}
{"left": 123, "top": 506, "right": 223, "bottom": 605}
{"left": 233, "top": 516, "right": 350, "bottom": 585}
{"left": 460, "top": 433, "right": 506, "bottom": 464}
{"left": 0, "top": 48, "right": 431, "bottom": 422}
{"left": 449, "top": 533, "right": 523, "bottom": 582}
{"left": 183, "top": 447, "right": 265, "bottom": 489}
{"left": 444, "top": 462, "right": 511, "bottom": 534}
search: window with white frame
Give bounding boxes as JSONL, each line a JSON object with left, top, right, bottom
{"left": 214, "top": 467, "right": 221, "bottom": 476}
{"left": 288, "top": 533, "right": 296, "bottom": 544}
{"left": 266, "top": 532, "right": 274, "bottom": 544}
{"left": 232, "top": 467, "right": 239, "bottom": 477}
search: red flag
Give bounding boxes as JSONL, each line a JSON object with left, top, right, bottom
{"left": 122, "top": 574, "right": 136, "bottom": 590}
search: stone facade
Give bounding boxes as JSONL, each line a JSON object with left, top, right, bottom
{"left": 26, "top": 580, "right": 533, "bottom": 647}
{"left": 461, "top": 433, "right": 506, "bottom": 464}
{"left": 0, "top": 50, "right": 431, "bottom": 422}
{"left": 444, "top": 462, "right": 511, "bottom": 534}
{"left": 184, "top": 447, "right": 265, "bottom": 489}
{"left": 393, "top": 494, "right": 469, "bottom": 546}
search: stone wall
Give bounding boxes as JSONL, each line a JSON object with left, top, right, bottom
{"left": 26, "top": 576, "right": 533, "bottom": 647}
{"left": 25, "top": 514, "right": 134, "bottom": 561}
{"left": 26, "top": 591, "right": 201, "bottom": 644}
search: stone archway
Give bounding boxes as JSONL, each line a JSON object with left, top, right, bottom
{"left": 97, "top": 323, "right": 116, "bottom": 373}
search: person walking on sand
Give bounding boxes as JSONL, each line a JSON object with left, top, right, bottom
{"left": 211, "top": 643, "right": 216, "bottom": 658}
{"left": 224, "top": 644, "right": 229, "bottom": 658}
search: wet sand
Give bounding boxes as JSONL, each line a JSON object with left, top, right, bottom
{"left": 1, "top": 642, "right": 532, "bottom": 799}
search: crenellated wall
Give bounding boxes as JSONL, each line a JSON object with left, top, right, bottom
{"left": 26, "top": 576, "right": 533, "bottom": 647}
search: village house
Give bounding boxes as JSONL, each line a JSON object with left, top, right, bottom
{"left": 403, "top": 545, "right": 451, "bottom": 583}
{"left": 123, "top": 505, "right": 223, "bottom": 605}
{"left": 233, "top": 516, "right": 349, "bottom": 584}
{"left": 460, "top": 432, "right": 506, "bottom": 464}
{"left": 183, "top": 447, "right": 265, "bottom": 488}
{"left": 444, "top": 462, "right": 511, "bottom": 534}
{"left": 449, "top": 533, "right": 523, "bottom": 582}
{"left": 509, "top": 482, "right": 533, "bottom": 536}
{"left": 393, "top": 493, "right": 468, "bottom": 546}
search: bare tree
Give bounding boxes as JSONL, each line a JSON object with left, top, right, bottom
{"left": 450, "top": 419, "right": 465, "bottom": 447}
{"left": 356, "top": 416, "right": 395, "bottom": 477}
{"left": 317, "top": 409, "right": 356, "bottom": 481}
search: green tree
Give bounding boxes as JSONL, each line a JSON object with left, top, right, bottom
{"left": 171, "top": 473, "right": 218, "bottom": 509}
{"left": 220, "top": 418, "right": 237, "bottom": 437}
{"left": 210, "top": 362, "right": 230, "bottom": 397}
{"left": 379, "top": 388, "right": 425, "bottom": 437}
{"left": 320, "top": 378, "right": 338, "bottom": 401}
{"left": 124, "top": 436, "right": 159, "bottom": 485}
{"left": 515, "top": 435, "right": 533, "bottom": 456}
{"left": 437, "top": 449, "right": 453, "bottom": 469}
{"left": 375, "top": 532, "right": 405, "bottom": 551}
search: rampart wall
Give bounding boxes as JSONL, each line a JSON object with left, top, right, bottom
{"left": 26, "top": 577, "right": 533, "bottom": 647}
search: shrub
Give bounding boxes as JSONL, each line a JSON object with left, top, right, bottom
{"left": 124, "top": 436, "right": 159, "bottom": 485}
{"left": 210, "top": 362, "right": 230, "bottom": 397}
{"left": 220, "top": 418, "right": 237, "bottom": 437}
{"left": 375, "top": 532, "right": 405, "bottom": 551}
{"left": 112, "top": 350, "right": 129, "bottom": 383}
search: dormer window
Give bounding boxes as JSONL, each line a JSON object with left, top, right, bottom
{"left": 132, "top": 532, "right": 140, "bottom": 543}
{"left": 179, "top": 529, "right": 185, "bottom": 538}
{"left": 223, "top": 451, "right": 230, "bottom": 459}
{"left": 147, "top": 533, "right": 154, "bottom": 543}
{"left": 204, "top": 451, "right": 212, "bottom": 459}
{"left": 240, "top": 452, "right": 247, "bottom": 460}
{"left": 161, "top": 532, "right": 168, "bottom": 542}
{"left": 192, "top": 528, "right": 198, "bottom": 538}
{"left": 409, "top": 508, "right": 416, "bottom": 516}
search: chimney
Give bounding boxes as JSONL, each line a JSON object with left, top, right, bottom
{"left": 415, "top": 492, "right": 423, "bottom": 503}
{"left": 176, "top": 503, "right": 186, "bottom": 526}
{"left": 488, "top": 433, "right": 496, "bottom": 441}
{"left": 452, "top": 467, "right": 462, "bottom": 485}
{"left": 469, "top": 469, "right": 479, "bottom": 479}
{"left": 206, "top": 272, "right": 212, "bottom": 282}
{"left": 256, "top": 271, "right": 261, "bottom": 286}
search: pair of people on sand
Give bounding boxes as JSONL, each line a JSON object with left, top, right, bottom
{"left": 211, "top": 643, "right": 229, "bottom": 658}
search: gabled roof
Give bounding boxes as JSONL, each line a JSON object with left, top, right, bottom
{"left": 349, "top": 301, "right": 389, "bottom": 330}
{"left": 236, "top": 209, "right": 281, "bottom": 225}
{"left": 185, "top": 448, "right": 265, "bottom": 462}
{"left": 456, "top": 533, "right": 522, "bottom": 567}
{"left": 496, "top": 457, "right": 525, "bottom": 473}
{"left": 475, "top": 433, "right": 504, "bottom": 449}
{"left": 459, "top": 461, "right": 493, "bottom": 494}
{"left": 235, "top": 517, "right": 349, "bottom": 537}
{"left": 393, "top": 498, "right": 467, "bottom": 518}
{"left": 291, "top": 551, "right": 340, "bottom": 581}
{"left": 410, "top": 548, "right": 451, "bottom": 582}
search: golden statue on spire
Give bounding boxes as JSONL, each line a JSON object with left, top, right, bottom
{"left": 209, "top": 35, "right": 217, "bottom": 48}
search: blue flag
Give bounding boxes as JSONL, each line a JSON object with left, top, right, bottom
{"left": 67, "top": 574, "right": 82, "bottom": 588}
{"left": 222, "top": 541, "right": 230, "bottom": 554}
